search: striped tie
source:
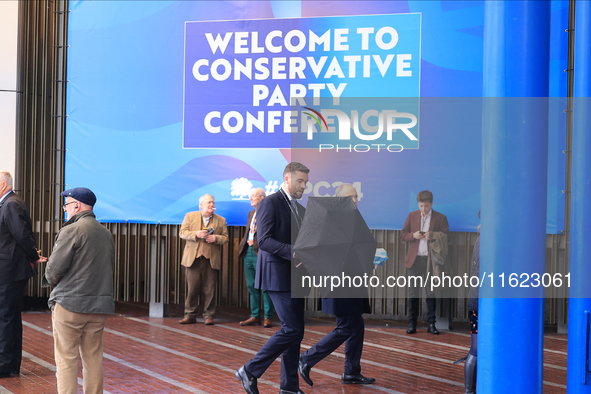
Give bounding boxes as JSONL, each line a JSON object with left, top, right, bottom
{"left": 291, "top": 200, "right": 300, "bottom": 228}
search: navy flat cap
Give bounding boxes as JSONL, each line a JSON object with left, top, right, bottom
{"left": 60, "top": 187, "right": 97, "bottom": 207}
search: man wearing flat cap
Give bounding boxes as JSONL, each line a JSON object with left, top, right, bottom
{"left": 44, "top": 187, "right": 115, "bottom": 394}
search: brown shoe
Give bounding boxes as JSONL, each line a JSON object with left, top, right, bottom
{"left": 204, "top": 317, "right": 214, "bottom": 325}
{"left": 263, "top": 318, "right": 273, "bottom": 328}
{"left": 179, "top": 317, "right": 197, "bottom": 324}
{"left": 239, "top": 317, "right": 261, "bottom": 326}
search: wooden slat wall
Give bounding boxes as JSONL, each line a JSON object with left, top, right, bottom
{"left": 16, "top": 0, "right": 68, "bottom": 299}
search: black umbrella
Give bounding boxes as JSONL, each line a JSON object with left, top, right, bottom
{"left": 293, "top": 197, "right": 377, "bottom": 298}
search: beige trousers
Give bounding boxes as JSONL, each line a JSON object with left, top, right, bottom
{"left": 52, "top": 303, "right": 108, "bottom": 394}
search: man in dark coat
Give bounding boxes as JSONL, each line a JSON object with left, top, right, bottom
{"left": 236, "top": 162, "right": 309, "bottom": 394}
{"left": 0, "top": 171, "right": 46, "bottom": 378}
{"left": 238, "top": 188, "right": 274, "bottom": 328}
{"left": 45, "top": 187, "right": 115, "bottom": 393}
{"left": 298, "top": 183, "right": 375, "bottom": 386}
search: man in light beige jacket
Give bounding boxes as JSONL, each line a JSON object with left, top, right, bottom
{"left": 179, "top": 194, "right": 228, "bottom": 325}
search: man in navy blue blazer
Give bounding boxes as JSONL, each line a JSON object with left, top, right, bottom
{"left": 236, "top": 162, "right": 309, "bottom": 394}
{"left": 298, "top": 183, "right": 375, "bottom": 387}
{"left": 0, "top": 171, "right": 47, "bottom": 378}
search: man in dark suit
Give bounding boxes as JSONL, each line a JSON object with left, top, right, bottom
{"left": 298, "top": 183, "right": 375, "bottom": 387}
{"left": 236, "top": 162, "right": 309, "bottom": 394}
{"left": 400, "top": 190, "right": 449, "bottom": 335}
{"left": 0, "top": 171, "right": 47, "bottom": 378}
{"left": 238, "top": 188, "right": 274, "bottom": 328}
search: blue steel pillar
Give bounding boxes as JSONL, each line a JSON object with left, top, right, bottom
{"left": 479, "top": 2, "right": 551, "bottom": 393}
{"left": 567, "top": 1, "right": 591, "bottom": 392}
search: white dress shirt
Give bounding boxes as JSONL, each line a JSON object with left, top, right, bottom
{"left": 417, "top": 209, "right": 432, "bottom": 256}
{"left": 247, "top": 210, "right": 256, "bottom": 245}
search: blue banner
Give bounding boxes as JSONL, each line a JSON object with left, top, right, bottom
{"left": 65, "top": 0, "right": 567, "bottom": 232}
{"left": 184, "top": 14, "right": 420, "bottom": 149}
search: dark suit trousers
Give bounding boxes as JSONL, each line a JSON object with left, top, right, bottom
{"left": 301, "top": 314, "right": 364, "bottom": 375}
{"left": 245, "top": 291, "right": 305, "bottom": 391}
{"left": 0, "top": 279, "right": 28, "bottom": 374}
{"left": 407, "top": 255, "right": 436, "bottom": 324}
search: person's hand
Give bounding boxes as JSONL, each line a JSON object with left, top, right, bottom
{"left": 293, "top": 252, "right": 303, "bottom": 268}
{"left": 413, "top": 231, "right": 424, "bottom": 240}
{"left": 196, "top": 230, "right": 208, "bottom": 239}
{"left": 424, "top": 231, "right": 430, "bottom": 240}
{"left": 35, "top": 256, "right": 48, "bottom": 263}
{"left": 205, "top": 234, "right": 217, "bottom": 243}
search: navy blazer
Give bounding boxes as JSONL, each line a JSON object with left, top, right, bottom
{"left": 0, "top": 192, "right": 39, "bottom": 285}
{"left": 255, "top": 188, "right": 306, "bottom": 292}
{"left": 238, "top": 209, "right": 259, "bottom": 257}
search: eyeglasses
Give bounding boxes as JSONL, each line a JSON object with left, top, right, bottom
{"left": 62, "top": 201, "right": 77, "bottom": 211}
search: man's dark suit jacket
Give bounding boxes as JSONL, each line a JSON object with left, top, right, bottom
{"left": 400, "top": 209, "right": 449, "bottom": 268}
{"left": 0, "top": 192, "right": 39, "bottom": 285}
{"left": 254, "top": 188, "right": 306, "bottom": 292}
{"left": 238, "top": 209, "right": 259, "bottom": 257}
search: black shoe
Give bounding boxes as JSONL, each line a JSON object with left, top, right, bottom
{"left": 427, "top": 323, "right": 440, "bottom": 335}
{"left": 342, "top": 373, "right": 376, "bottom": 384}
{"left": 236, "top": 365, "right": 259, "bottom": 394}
{"left": 298, "top": 356, "right": 313, "bottom": 387}
{"left": 406, "top": 323, "right": 417, "bottom": 334}
{"left": 464, "top": 353, "right": 477, "bottom": 394}
{"left": 279, "top": 390, "right": 305, "bottom": 394}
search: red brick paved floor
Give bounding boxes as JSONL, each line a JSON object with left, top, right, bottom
{"left": 0, "top": 304, "right": 567, "bottom": 394}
